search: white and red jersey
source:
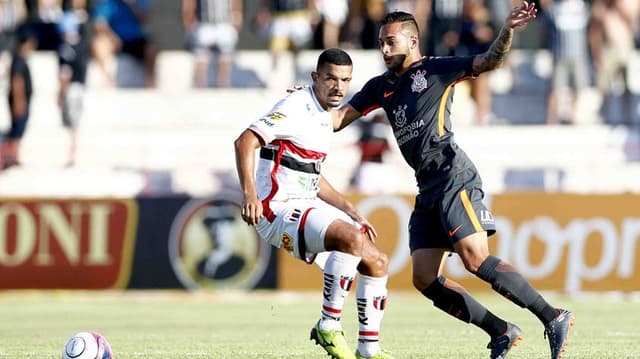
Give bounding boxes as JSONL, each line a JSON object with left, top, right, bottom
{"left": 248, "top": 87, "right": 333, "bottom": 214}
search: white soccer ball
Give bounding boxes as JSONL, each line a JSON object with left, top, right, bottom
{"left": 62, "top": 331, "right": 113, "bottom": 359}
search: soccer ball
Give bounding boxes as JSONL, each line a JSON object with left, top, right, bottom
{"left": 62, "top": 331, "right": 113, "bottom": 359}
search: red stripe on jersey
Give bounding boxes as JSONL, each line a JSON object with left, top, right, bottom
{"left": 361, "top": 105, "right": 380, "bottom": 117}
{"left": 261, "top": 144, "right": 285, "bottom": 222}
{"left": 261, "top": 140, "right": 324, "bottom": 222}
{"left": 323, "top": 305, "right": 342, "bottom": 314}
{"left": 272, "top": 139, "right": 326, "bottom": 160}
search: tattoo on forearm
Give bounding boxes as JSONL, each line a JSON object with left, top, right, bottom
{"left": 473, "top": 27, "right": 513, "bottom": 74}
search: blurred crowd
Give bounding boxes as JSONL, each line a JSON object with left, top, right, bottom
{"left": 0, "top": 0, "right": 639, "bottom": 171}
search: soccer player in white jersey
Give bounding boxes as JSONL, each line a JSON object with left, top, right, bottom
{"left": 234, "top": 48, "right": 394, "bottom": 359}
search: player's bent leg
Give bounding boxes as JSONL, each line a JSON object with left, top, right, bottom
{"left": 413, "top": 249, "right": 518, "bottom": 357}
{"left": 311, "top": 251, "right": 360, "bottom": 359}
{"left": 354, "top": 274, "right": 393, "bottom": 359}
{"left": 324, "top": 220, "right": 366, "bottom": 256}
{"left": 457, "top": 233, "right": 574, "bottom": 357}
{"left": 357, "top": 236, "right": 389, "bottom": 277}
{"left": 310, "top": 219, "right": 363, "bottom": 359}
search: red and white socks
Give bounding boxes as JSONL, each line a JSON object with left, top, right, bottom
{"left": 356, "top": 274, "right": 388, "bottom": 357}
{"left": 319, "top": 251, "right": 361, "bottom": 332}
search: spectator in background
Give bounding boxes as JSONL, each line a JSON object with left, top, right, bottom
{"left": 344, "top": 0, "right": 386, "bottom": 49}
{"left": 57, "top": 0, "right": 89, "bottom": 167}
{"left": 589, "top": 0, "right": 638, "bottom": 126}
{"left": 92, "top": 0, "right": 157, "bottom": 87}
{"left": 543, "top": 0, "right": 590, "bottom": 125}
{"left": 255, "top": 0, "right": 313, "bottom": 82}
{"left": 425, "top": 0, "right": 464, "bottom": 57}
{"left": 349, "top": 111, "right": 395, "bottom": 195}
{"left": 459, "top": 0, "right": 495, "bottom": 125}
{"left": 2, "top": 25, "right": 36, "bottom": 170}
{"left": 182, "top": 0, "right": 242, "bottom": 88}
{"left": 27, "top": 0, "right": 63, "bottom": 51}
{"left": 0, "top": 0, "right": 26, "bottom": 62}
{"left": 314, "top": 0, "right": 349, "bottom": 48}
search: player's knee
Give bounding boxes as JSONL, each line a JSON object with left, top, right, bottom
{"left": 337, "top": 228, "right": 365, "bottom": 256}
{"left": 459, "top": 253, "right": 486, "bottom": 274}
{"left": 364, "top": 250, "right": 388, "bottom": 275}
{"left": 412, "top": 272, "right": 437, "bottom": 292}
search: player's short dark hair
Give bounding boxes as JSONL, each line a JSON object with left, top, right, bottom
{"left": 381, "top": 11, "right": 420, "bottom": 34}
{"left": 316, "top": 48, "right": 352, "bottom": 71}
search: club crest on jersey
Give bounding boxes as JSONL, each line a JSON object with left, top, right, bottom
{"left": 373, "top": 296, "right": 387, "bottom": 310}
{"left": 392, "top": 104, "right": 408, "bottom": 127}
{"left": 411, "top": 70, "right": 428, "bottom": 93}
{"left": 281, "top": 232, "right": 294, "bottom": 253}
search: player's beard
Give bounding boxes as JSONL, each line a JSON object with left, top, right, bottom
{"left": 385, "top": 53, "right": 407, "bottom": 73}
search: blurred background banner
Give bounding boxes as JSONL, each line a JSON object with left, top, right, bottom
{"left": 0, "top": 195, "right": 277, "bottom": 290}
{"left": 279, "top": 193, "right": 640, "bottom": 293}
{"left": 2, "top": 193, "right": 638, "bottom": 292}
{"left": 0, "top": 0, "right": 639, "bottom": 295}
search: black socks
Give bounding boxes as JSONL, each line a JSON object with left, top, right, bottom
{"left": 476, "top": 255, "right": 558, "bottom": 324}
{"left": 421, "top": 276, "right": 507, "bottom": 338}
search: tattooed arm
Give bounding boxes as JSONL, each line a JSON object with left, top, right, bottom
{"left": 472, "top": 1, "right": 537, "bottom": 75}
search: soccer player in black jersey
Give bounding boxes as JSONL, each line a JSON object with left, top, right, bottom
{"left": 331, "top": 3, "right": 574, "bottom": 359}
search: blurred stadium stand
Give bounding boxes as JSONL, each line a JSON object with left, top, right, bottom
{"left": 0, "top": 49, "right": 639, "bottom": 197}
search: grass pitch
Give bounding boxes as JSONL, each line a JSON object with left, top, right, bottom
{"left": 0, "top": 290, "right": 638, "bottom": 358}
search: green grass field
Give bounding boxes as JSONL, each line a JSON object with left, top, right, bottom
{"left": 0, "top": 290, "right": 638, "bottom": 358}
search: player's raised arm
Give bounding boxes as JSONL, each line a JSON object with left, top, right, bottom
{"left": 234, "top": 129, "right": 264, "bottom": 225}
{"left": 472, "top": 1, "right": 537, "bottom": 75}
{"left": 332, "top": 103, "right": 362, "bottom": 132}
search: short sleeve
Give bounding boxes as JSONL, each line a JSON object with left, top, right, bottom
{"left": 430, "top": 56, "right": 475, "bottom": 81}
{"left": 248, "top": 94, "right": 302, "bottom": 145}
{"left": 349, "top": 76, "right": 382, "bottom": 116}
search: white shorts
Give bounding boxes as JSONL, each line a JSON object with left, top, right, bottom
{"left": 315, "top": 0, "right": 348, "bottom": 25}
{"left": 193, "top": 23, "right": 238, "bottom": 56}
{"left": 255, "top": 199, "right": 356, "bottom": 263}
{"left": 270, "top": 14, "right": 312, "bottom": 50}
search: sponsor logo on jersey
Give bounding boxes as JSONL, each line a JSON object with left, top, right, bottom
{"left": 411, "top": 69, "right": 428, "bottom": 93}
{"left": 480, "top": 210, "right": 494, "bottom": 225}
{"left": 392, "top": 104, "right": 408, "bottom": 127}
{"left": 266, "top": 111, "right": 286, "bottom": 121}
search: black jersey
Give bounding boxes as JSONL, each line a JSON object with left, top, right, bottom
{"left": 349, "top": 56, "right": 478, "bottom": 192}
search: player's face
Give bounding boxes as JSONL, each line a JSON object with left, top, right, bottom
{"left": 379, "top": 22, "right": 412, "bottom": 72}
{"left": 312, "top": 63, "right": 353, "bottom": 109}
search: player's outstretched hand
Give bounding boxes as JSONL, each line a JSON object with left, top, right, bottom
{"left": 506, "top": 1, "right": 537, "bottom": 30}
{"left": 241, "top": 197, "right": 263, "bottom": 226}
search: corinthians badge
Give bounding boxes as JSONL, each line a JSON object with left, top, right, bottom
{"left": 411, "top": 70, "right": 428, "bottom": 93}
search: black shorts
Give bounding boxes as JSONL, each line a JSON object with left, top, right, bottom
{"left": 409, "top": 168, "right": 496, "bottom": 253}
